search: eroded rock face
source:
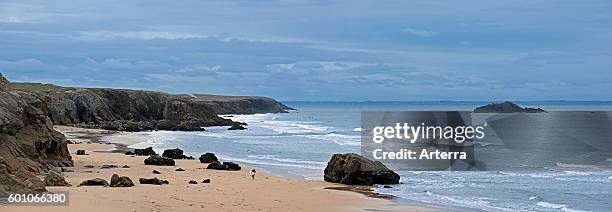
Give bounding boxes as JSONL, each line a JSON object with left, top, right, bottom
{"left": 0, "top": 74, "right": 73, "bottom": 197}
{"left": 0, "top": 73, "right": 9, "bottom": 91}
{"left": 44, "top": 171, "right": 70, "bottom": 187}
{"left": 324, "top": 153, "right": 400, "bottom": 185}
{"left": 110, "top": 174, "right": 134, "bottom": 187}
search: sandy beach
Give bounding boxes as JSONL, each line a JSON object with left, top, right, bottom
{"left": 5, "top": 126, "right": 431, "bottom": 212}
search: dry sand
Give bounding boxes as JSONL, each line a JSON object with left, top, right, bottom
{"left": 5, "top": 126, "right": 432, "bottom": 212}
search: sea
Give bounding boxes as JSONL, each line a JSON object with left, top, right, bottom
{"left": 105, "top": 101, "right": 612, "bottom": 212}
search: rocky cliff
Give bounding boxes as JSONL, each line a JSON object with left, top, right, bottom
{"left": 0, "top": 73, "right": 72, "bottom": 197}
{"left": 10, "top": 83, "right": 292, "bottom": 131}
{"left": 186, "top": 94, "right": 294, "bottom": 115}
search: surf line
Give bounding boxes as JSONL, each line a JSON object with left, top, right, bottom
{"left": 373, "top": 148, "right": 467, "bottom": 160}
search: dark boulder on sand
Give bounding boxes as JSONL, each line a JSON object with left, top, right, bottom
{"left": 44, "top": 171, "right": 70, "bottom": 186}
{"left": 152, "top": 170, "right": 161, "bottom": 174}
{"left": 76, "top": 150, "right": 86, "bottom": 155}
{"left": 110, "top": 174, "right": 134, "bottom": 187}
{"left": 324, "top": 153, "right": 400, "bottom": 185}
{"left": 78, "top": 178, "right": 109, "bottom": 187}
{"left": 125, "top": 147, "right": 157, "bottom": 156}
{"left": 224, "top": 162, "right": 241, "bottom": 170}
{"left": 188, "top": 180, "right": 198, "bottom": 184}
{"left": 144, "top": 155, "right": 175, "bottom": 166}
{"left": 206, "top": 161, "right": 241, "bottom": 171}
{"left": 175, "top": 168, "right": 185, "bottom": 171}
{"left": 162, "top": 148, "right": 191, "bottom": 159}
{"left": 206, "top": 161, "right": 225, "bottom": 170}
{"left": 202, "top": 179, "right": 211, "bottom": 183}
{"left": 139, "top": 177, "right": 168, "bottom": 185}
{"left": 199, "top": 153, "right": 218, "bottom": 163}
{"left": 473, "top": 101, "right": 546, "bottom": 113}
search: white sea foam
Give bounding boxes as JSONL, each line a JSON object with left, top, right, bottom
{"left": 247, "top": 155, "right": 327, "bottom": 167}
{"left": 420, "top": 191, "right": 514, "bottom": 212}
{"left": 305, "top": 133, "right": 360, "bottom": 146}
{"left": 221, "top": 155, "right": 325, "bottom": 170}
{"left": 536, "top": 201, "right": 590, "bottom": 212}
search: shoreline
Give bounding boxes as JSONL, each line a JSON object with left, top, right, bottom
{"left": 6, "top": 125, "right": 433, "bottom": 212}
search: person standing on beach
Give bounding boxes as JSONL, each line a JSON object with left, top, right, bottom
{"left": 250, "top": 169, "right": 256, "bottom": 179}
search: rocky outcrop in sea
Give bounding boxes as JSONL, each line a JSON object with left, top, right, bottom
{"left": 473, "top": 101, "right": 546, "bottom": 113}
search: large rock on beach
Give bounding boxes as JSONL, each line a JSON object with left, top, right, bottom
{"left": 139, "top": 177, "right": 168, "bottom": 185}
{"left": 78, "top": 178, "right": 109, "bottom": 187}
{"left": 199, "top": 153, "right": 218, "bottom": 163}
{"left": 110, "top": 174, "right": 134, "bottom": 187}
{"left": 162, "top": 148, "right": 191, "bottom": 159}
{"left": 206, "top": 161, "right": 241, "bottom": 171}
{"left": 144, "top": 155, "right": 175, "bottom": 166}
{"left": 324, "top": 153, "right": 400, "bottom": 185}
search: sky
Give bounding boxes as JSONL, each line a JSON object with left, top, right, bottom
{"left": 0, "top": 0, "right": 611, "bottom": 101}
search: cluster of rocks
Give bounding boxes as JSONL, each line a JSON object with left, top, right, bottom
{"left": 195, "top": 152, "right": 241, "bottom": 171}
{"left": 78, "top": 175, "right": 169, "bottom": 187}
{"left": 134, "top": 147, "right": 199, "bottom": 166}
{"left": 188, "top": 179, "right": 211, "bottom": 184}
{"left": 96, "top": 119, "right": 233, "bottom": 132}
{"left": 76, "top": 149, "right": 87, "bottom": 155}
{"left": 473, "top": 101, "right": 547, "bottom": 113}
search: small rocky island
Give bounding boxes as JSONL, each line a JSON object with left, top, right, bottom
{"left": 473, "top": 101, "right": 546, "bottom": 113}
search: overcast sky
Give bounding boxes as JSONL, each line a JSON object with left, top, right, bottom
{"left": 0, "top": 0, "right": 610, "bottom": 101}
